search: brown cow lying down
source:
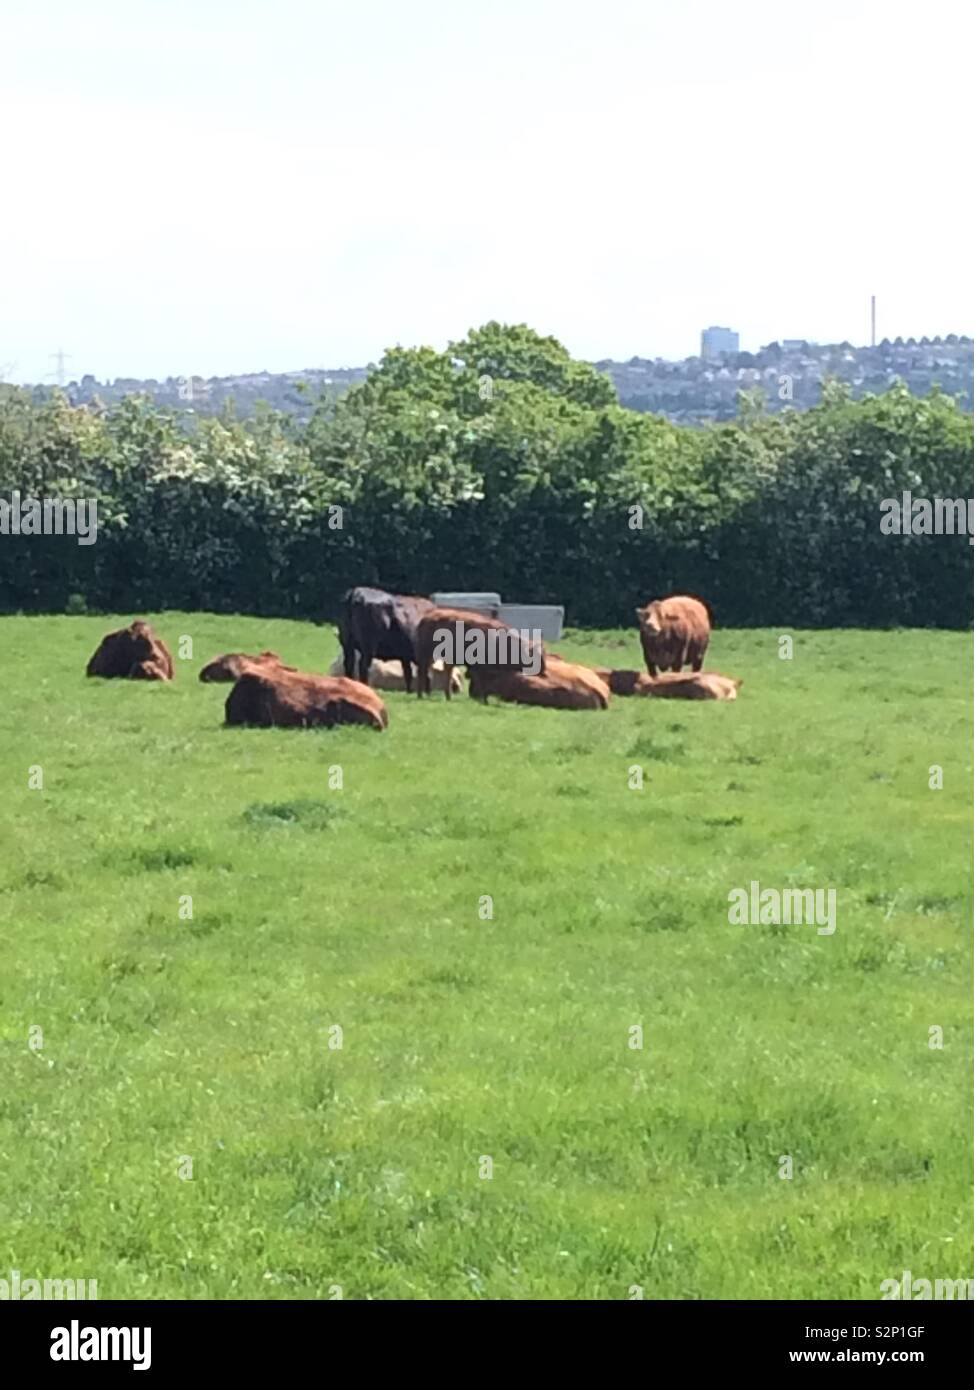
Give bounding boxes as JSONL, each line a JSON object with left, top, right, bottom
{"left": 199, "top": 650, "right": 296, "bottom": 682}
{"left": 86, "top": 620, "right": 174, "bottom": 681}
{"left": 225, "top": 669, "right": 388, "bottom": 731}
{"left": 594, "top": 668, "right": 741, "bottom": 701}
{"left": 641, "top": 671, "right": 741, "bottom": 700}
{"left": 468, "top": 657, "right": 610, "bottom": 710}
{"left": 415, "top": 606, "right": 546, "bottom": 699}
{"left": 635, "top": 594, "right": 711, "bottom": 676}
{"left": 327, "top": 653, "right": 463, "bottom": 695}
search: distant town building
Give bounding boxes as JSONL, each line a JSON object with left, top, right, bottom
{"left": 701, "top": 326, "right": 739, "bottom": 360}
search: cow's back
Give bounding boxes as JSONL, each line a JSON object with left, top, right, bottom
{"left": 389, "top": 593, "right": 435, "bottom": 640}
{"left": 639, "top": 671, "right": 740, "bottom": 701}
{"left": 539, "top": 658, "right": 611, "bottom": 709}
{"left": 657, "top": 595, "right": 710, "bottom": 642}
{"left": 417, "top": 606, "right": 544, "bottom": 672}
{"left": 471, "top": 659, "right": 609, "bottom": 710}
{"left": 341, "top": 587, "right": 432, "bottom": 667}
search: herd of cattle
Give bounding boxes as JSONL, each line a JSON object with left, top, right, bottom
{"left": 83, "top": 587, "right": 742, "bottom": 731}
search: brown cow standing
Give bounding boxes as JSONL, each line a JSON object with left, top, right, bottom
{"left": 593, "top": 667, "right": 740, "bottom": 701}
{"left": 414, "top": 606, "right": 545, "bottom": 699}
{"left": 635, "top": 595, "right": 711, "bottom": 676}
{"left": 199, "top": 651, "right": 296, "bottom": 682}
{"left": 86, "top": 620, "right": 174, "bottom": 681}
{"left": 225, "top": 669, "right": 388, "bottom": 731}
{"left": 468, "top": 657, "right": 610, "bottom": 710}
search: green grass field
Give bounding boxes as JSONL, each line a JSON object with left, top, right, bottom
{"left": 2, "top": 613, "right": 972, "bottom": 1300}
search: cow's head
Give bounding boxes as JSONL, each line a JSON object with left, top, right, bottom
{"left": 127, "top": 621, "right": 157, "bottom": 659}
{"left": 200, "top": 651, "right": 284, "bottom": 682}
{"left": 635, "top": 602, "right": 662, "bottom": 635}
{"left": 200, "top": 653, "right": 246, "bottom": 682}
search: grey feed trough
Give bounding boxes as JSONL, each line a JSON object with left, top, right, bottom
{"left": 431, "top": 591, "right": 502, "bottom": 612}
{"left": 497, "top": 604, "right": 564, "bottom": 642}
{"left": 430, "top": 592, "right": 564, "bottom": 642}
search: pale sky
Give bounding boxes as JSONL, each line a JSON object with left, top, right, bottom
{"left": 2, "top": 0, "right": 971, "bottom": 384}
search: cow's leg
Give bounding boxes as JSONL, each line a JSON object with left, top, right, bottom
{"left": 416, "top": 659, "right": 428, "bottom": 698}
{"left": 444, "top": 664, "right": 455, "bottom": 700}
{"left": 342, "top": 642, "right": 357, "bottom": 679}
{"left": 357, "top": 646, "right": 374, "bottom": 686}
{"left": 130, "top": 660, "right": 166, "bottom": 681}
{"left": 402, "top": 658, "right": 413, "bottom": 694}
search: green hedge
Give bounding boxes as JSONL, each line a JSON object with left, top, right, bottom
{"left": 2, "top": 325, "right": 973, "bottom": 628}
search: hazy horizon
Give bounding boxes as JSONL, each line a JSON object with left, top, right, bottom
{"left": 4, "top": 0, "right": 971, "bottom": 385}
{"left": 20, "top": 324, "right": 964, "bottom": 391}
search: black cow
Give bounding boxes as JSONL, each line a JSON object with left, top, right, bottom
{"left": 338, "top": 587, "right": 434, "bottom": 693}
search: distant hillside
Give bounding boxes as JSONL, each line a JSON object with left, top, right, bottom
{"left": 43, "top": 365, "right": 371, "bottom": 420}
{"left": 29, "top": 334, "right": 974, "bottom": 422}
{"left": 596, "top": 334, "right": 974, "bottom": 422}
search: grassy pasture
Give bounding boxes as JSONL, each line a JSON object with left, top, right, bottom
{"left": 1, "top": 613, "right": 972, "bottom": 1300}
